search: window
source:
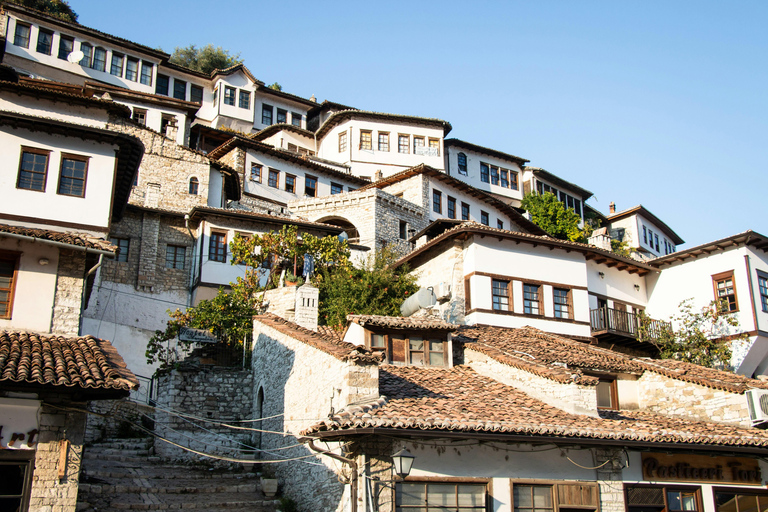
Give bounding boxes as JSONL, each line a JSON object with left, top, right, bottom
{"left": 92, "top": 47, "right": 107, "bottom": 71}
{"left": 109, "top": 52, "right": 123, "bottom": 76}
{"left": 209, "top": 232, "right": 227, "bottom": 262}
{"left": 490, "top": 166, "right": 499, "bottom": 185}
{"left": 510, "top": 170, "right": 518, "bottom": 190}
{"left": 413, "top": 136, "right": 425, "bottom": 154}
{"left": 223, "top": 86, "right": 236, "bottom": 106}
{"left": 0, "top": 453, "right": 35, "bottom": 510}
{"left": 428, "top": 137, "right": 440, "bottom": 155}
{"left": 447, "top": 197, "right": 456, "bottom": 219}
{"left": 239, "top": 90, "right": 250, "bottom": 109}
{"left": 461, "top": 202, "right": 470, "bottom": 221}
{"left": 523, "top": 284, "right": 540, "bottom": 315}
{"left": 17, "top": 148, "right": 49, "bottom": 191}
{"left": 759, "top": 272, "right": 768, "bottom": 312}
{"left": 277, "top": 109, "right": 287, "bottom": 124}
{"left": 553, "top": 288, "right": 570, "bottom": 319}
{"left": 57, "top": 154, "right": 88, "bottom": 197}
{"left": 497, "top": 220, "right": 504, "bottom": 229}
{"left": 596, "top": 378, "right": 617, "bottom": 409}
{"left": 250, "top": 163, "right": 262, "bottom": 182}
{"left": 643, "top": 225, "right": 648, "bottom": 244}
{"left": 378, "top": 132, "right": 389, "bottom": 151}
{"left": 480, "top": 163, "right": 490, "bottom": 183}
{"left": 80, "top": 43, "right": 92, "bottom": 67}
{"left": 165, "top": 245, "right": 185, "bottom": 269}
{"left": 360, "top": 130, "right": 372, "bottom": 150}
{"left": 291, "top": 112, "right": 302, "bottom": 127}
{"left": 654, "top": 233, "right": 660, "bottom": 252}
{"left": 331, "top": 182, "right": 343, "bottom": 195}
{"left": 501, "top": 169, "right": 509, "bottom": 188}
{"left": 432, "top": 189, "right": 442, "bottom": 214}
{"left": 173, "top": 79, "right": 187, "bottom": 101}
{"left": 36, "top": 28, "right": 53, "bottom": 55}
{"left": 13, "top": 22, "right": 30, "bottom": 47}
{"left": 399, "top": 220, "right": 408, "bottom": 240}
{"left": 713, "top": 271, "right": 738, "bottom": 312}
{"left": 125, "top": 57, "right": 138, "bottom": 81}
{"left": 626, "top": 484, "right": 701, "bottom": 512}
{"left": 0, "top": 252, "right": 19, "bottom": 319}
{"left": 268, "top": 169, "right": 279, "bottom": 188}
{"left": 160, "top": 114, "right": 174, "bottom": 136}
{"left": 191, "top": 85, "right": 204, "bottom": 104}
{"left": 513, "top": 484, "right": 553, "bottom": 512}
{"left": 140, "top": 61, "right": 153, "bottom": 86}
{"left": 156, "top": 74, "right": 169, "bottom": 95}
{"left": 109, "top": 237, "right": 129, "bottom": 262}
{"left": 514, "top": 482, "right": 599, "bottom": 512}
{"left": 398, "top": 134, "right": 410, "bottom": 154}
{"left": 305, "top": 175, "right": 317, "bottom": 197}
{"left": 285, "top": 174, "right": 296, "bottom": 194}
{"left": 480, "top": 211, "right": 489, "bottom": 226}
{"left": 398, "top": 482, "right": 486, "bottom": 512}
{"left": 370, "top": 333, "right": 385, "bottom": 353}
{"left": 262, "top": 104, "right": 273, "bottom": 125}
{"left": 132, "top": 108, "right": 146, "bottom": 125}
{"left": 188, "top": 177, "right": 199, "bottom": 195}
{"left": 338, "top": 131, "right": 347, "bottom": 152}
{"left": 492, "top": 279, "right": 510, "bottom": 311}
{"left": 558, "top": 191, "right": 582, "bottom": 216}
{"left": 457, "top": 152, "right": 468, "bottom": 175}
{"left": 57, "top": 35, "right": 74, "bottom": 59}
{"left": 714, "top": 489, "right": 768, "bottom": 512}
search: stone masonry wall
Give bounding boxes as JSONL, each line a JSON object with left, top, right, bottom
{"left": 51, "top": 249, "right": 86, "bottom": 336}
{"left": 29, "top": 400, "right": 87, "bottom": 512}
{"left": 262, "top": 287, "right": 298, "bottom": 322}
{"left": 465, "top": 349, "right": 599, "bottom": 416}
{"left": 594, "top": 448, "right": 626, "bottom": 512}
{"left": 153, "top": 367, "right": 254, "bottom": 463}
{"left": 252, "top": 320, "right": 380, "bottom": 512}
{"left": 411, "top": 238, "right": 467, "bottom": 324}
{"left": 637, "top": 371, "right": 751, "bottom": 427}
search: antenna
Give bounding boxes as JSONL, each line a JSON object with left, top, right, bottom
{"left": 66, "top": 50, "right": 84, "bottom": 64}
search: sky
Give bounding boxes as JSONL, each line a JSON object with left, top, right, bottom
{"left": 70, "top": 0, "right": 767, "bottom": 248}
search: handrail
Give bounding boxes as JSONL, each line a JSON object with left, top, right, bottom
{"left": 589, "top": 306, "right": 669, "bottom": 340}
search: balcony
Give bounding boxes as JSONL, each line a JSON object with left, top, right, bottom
{"left": 589, "top": 306, "right": 670, "bottom": 350}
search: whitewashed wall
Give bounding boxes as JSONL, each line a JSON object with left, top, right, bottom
{"left": 444, "top": 145, "right": 524, "bottom": 204}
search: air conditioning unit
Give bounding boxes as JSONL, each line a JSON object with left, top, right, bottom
{"left": 745, "top": 389, "right": 768, "bottom": 426}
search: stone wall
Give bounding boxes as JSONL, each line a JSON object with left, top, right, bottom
{"left": 51, "top": 249, "right": 86, "bottom": 336}
{"left": 637, "top": 371, "right": 751, "bottom": 427}
{"left": 153, "top": 366, "right": 254, "bottom": 463}
{"left": 84, "top": 399, "right": 154, "bottom": 444}
{"left": 594, "top": 448, "right": 626, "bottom": 512}
{"left": 410, "top": 238, "right": 467, "bottom": 324}
{"left": 262, "top": 286, "right": 298, "bottom": 322}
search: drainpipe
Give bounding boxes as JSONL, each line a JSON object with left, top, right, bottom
{"left": 79, "top": 252, "right": 103, "bottom": 335}
{"left": 185, "top": 214, "right": 196, "bottom": 307}
{"left": 745, "top": 254, "right": 760, "bottom": 334}
{"left": 307, "top": 439, "right": 358, "bottom": 512}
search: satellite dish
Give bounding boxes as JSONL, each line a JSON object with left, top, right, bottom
{"left": 67, "top": 50, "right": 84, "bottom": 64}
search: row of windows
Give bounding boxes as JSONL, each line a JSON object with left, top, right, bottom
{"left": 156, "top": 75, "right": 203, "bottom": 104}
{"left": 109, "top": 237, "right": 187, "bottom": 269}
{"left": 642, "top": 225, "right": 675, "bottom": 254}
{"left": 492, "top": 280, "right": 572, "bottom": 319}
{"left": 262, "top": 105, "right": 302, "bottom": 127}
{"left": 479, "top": 161, "right": 519, "bottom": 190}
{"left": 536, "top": 182, "right": 583, "bottom": 217}
{"left": 249, "top": 163, "right": 352, "bottom": 196}
{"left": 368, "top": 332, "right": 447, "bottom": 367}
{"left": 16, "top": 148, "right": 89, "bottom": 197}
{"left": 214, "top": 86, "right": 249, "bottom": 109}
{"left": 431, "top": 190, "right": 505, "bottom": 229}
{"left": 339, "top": 131, "right": 440, "bottom": 156}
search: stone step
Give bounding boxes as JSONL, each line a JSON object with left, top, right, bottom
{"left": 86, "top": 447, "right": 152, "bottom": 456}
{"left": 89, "top": 439, "right": 153, "bottom": 449}
{"left": 78, "top": 492, "right": 275, "bottom": 511}
{"left": 79, "top": 481, "right": 259, "bottom": 495}
{"left": 83, "top": 453, "right": 162, "bottom": 463}
{"left": 84, "top": 467, "right": 258, "bottom": 480}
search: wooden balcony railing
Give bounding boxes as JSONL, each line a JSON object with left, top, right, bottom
{"left": 589, "top": 307, "right": 670, "bottom": 341}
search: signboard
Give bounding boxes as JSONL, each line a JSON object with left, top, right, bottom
{"left": 0, "top": 397, "right": 41, "bottom": 450}
{"left": 178, "top": 327, "right": 218, "bottom": 344}
{"left": 642, "top": 453, "right": 762, "bottom": 485}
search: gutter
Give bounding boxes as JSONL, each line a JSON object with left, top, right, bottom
{"left": 79, "top": 254, "right": 103, "bottom": 335}
{"left": 0, "top": 231, "right": 117, "bottom": 257}
{"left": 306, "top": 439, "right": 358, "bottom": 512}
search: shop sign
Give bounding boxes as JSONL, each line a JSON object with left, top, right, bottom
{"left": 0, "top": 398, "right": 41, "bottom": 450}
{"left": 178, "top": 327, "right": 217, "bottom": 343}
{"left": 642, "top": 453, "right": 762, "bottom": 485}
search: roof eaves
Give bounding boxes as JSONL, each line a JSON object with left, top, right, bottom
{"left": 528, "top": 167, "right": 594, "bottom": 200}
{"left": 608, "top": 205, "right": 685, "bottom": 246}
{"left": 444, "top": 138, "right": 529, "bottom": 165}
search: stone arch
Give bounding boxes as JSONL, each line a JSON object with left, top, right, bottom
{"left": 316, "top": 216, "right": 360, "bottom": 243}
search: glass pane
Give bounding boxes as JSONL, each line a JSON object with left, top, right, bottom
{"left": 0, "top": 463, "right": 25, "bottom": 495}
{"left": 400, "top": 483, "right": 426, "bottom": 506}
{"left": 429, "top": 352, "right": 444, "bottom": 366}
{"left": 596, "top": 381, "right": 613, "bottom": 408}
{"left": 514, "top": 486, "right": 532, "bottom": 507}
{"left": 372, "top": 334, "right": 385, "bottom": 348}
{"left": 429, "top": 340, "right": 442, "bottom": 351}
{"left": 457, "top": 485, "right": 485, "bottom": 507}
{"left": 681, "top": 492, "right": 697, "bottom": 511}
{"left": 410, "top": 337, "right": 423, "bottom": 351}
{"left": 410, "top": 352, "right": 424, "bottom": 365}
{"left": 667, "top": 492, "right": 682, "bottom": 511}
{"left": 428, "top": 484, "right": 455, "bottom": 506}
{"left": 533, "top": 486, "right": 552, "bottom": 508}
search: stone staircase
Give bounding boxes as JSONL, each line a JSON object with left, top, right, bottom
{"left": 77, "top": 438, "right": 278, "bottom": 511}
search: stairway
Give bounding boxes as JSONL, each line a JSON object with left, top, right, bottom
{"left": 77, "top": 438, "right": 278, "bottom": 511}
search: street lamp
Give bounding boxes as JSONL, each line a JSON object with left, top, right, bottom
{"left": 392, "top": 448, "right": 416, "bottom": 479}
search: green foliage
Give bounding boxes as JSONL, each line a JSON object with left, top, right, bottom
{"left": 315, "top": 247, "right": 419, "bottom": 328}
{"left": 6, "top": 0, "right": 77, "bottom": 22}
{"left": 520, "top": 192, "right": 590, "bottom": 243}
{"left": 278, "top": 497, "right": 298, "bottom": 512}
{"left": 268, "top": 82, "right": 283, "bottom": 91}
{"left": 610, "top": 239, "right": 633, "bottom": 258}
{"left": 638, "top": 299, "right": 748, "bottom": 369}
{"left": 169, "top": 44, "right": 243, "bottom": 74}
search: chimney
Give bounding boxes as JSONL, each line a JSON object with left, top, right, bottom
{"left": 165, "top": 117, "right": 178, "bottom": 140}
{"left": 609, "top": 202, "right": 616, "bottom": 214}
{"left": 374, "top": 169, "right": 383, "bottom": 182}
{"left": 309, "top": 94, "right": 317, "bottom": 103}
{"left": 294, "top": 284, "right": 319, "bottom": 332}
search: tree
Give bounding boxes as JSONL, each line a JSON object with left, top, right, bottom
{"left": 267, "top": 82, "right": 282, "bottom": 91}
{"left": 169, "top": 44, "right": 243, "bottom": 74}
{"left": 7, "top": 0, "right": 77, "bottom": 22}
{"left": 638, "top": 299, "right": 749, "bottom": 369}
{"left": 520, "top": 192, "right": 590, "bottom": 243}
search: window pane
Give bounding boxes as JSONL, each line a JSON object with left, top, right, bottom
{"left": 458, "top": 485, "right": 485, "bottom": 507}
{"left": 514, "top": 486, "right": 533, "bottom": 507}
{"left": 429, "top": 351, "right": 444, "bottom": 366}
{"left": 428, "top": 484, "right": 456, "bottom": 507}
{"left": 399, "top": 483, "right": 426, "bottom": 506}
{"left": 596, "top": 381, "right": 613, "bottom": 408}
{"left": 410, "top": 337, "right": 424, "bottom": 351}
{"left": 533, "top": 486, "right": 552, "bottom": 508}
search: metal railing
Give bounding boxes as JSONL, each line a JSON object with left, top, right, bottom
{"left": 132, "top": 374, "right": 157, "bottom": 405}
{"left": 589, "top": 307, "right": 670, "bottom": 340}
{"left": 189, "top": 333, "right": 253, "bottom": 368}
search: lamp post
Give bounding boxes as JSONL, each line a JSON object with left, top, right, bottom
{"left": 392, "top": 448, "right": 416, "bottom": 479}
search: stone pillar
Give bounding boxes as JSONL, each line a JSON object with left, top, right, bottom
{"left": 595, "top": 448, "right": 626, "bottom": 512}
{"left": 51, "top": 249, "right": 86, "bottom": 336}
{"left": 294, "top": 284, "right": 319, "bottom": 331}
{"left": 136, "top": 213, "right": 160, "bottom": 293}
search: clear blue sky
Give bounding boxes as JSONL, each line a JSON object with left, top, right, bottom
{"left": 72, "top": 0, "right": 767, "bottom": 248}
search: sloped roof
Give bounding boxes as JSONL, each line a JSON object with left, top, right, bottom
{"left": 0, "top": 331, "right": 138, "bottom": 398}
{"left": 607, "top": 205, "right": 684, "bottom": 246}
{"left": 0, "top": 224, "right": 116, "bottom": 252}
{"left": 527, "top": 167, "right": 594, "bottom": 201}
{"left": 316, "top": 110, "right": 452, "bottom": 140}
{"left": 444, "top": 138, "right": 529, "bottom": 165}
{"left": 650, "top": 230, "right": 768, "bottom": 267}
{"left": 249, "top": 123, "right": 316, "bottom": 142}
{"left": 188, "top": 206, "right": 345, "bottom": 233}
{"left": 348, "top": 315, "right": 459, "bottom": 330}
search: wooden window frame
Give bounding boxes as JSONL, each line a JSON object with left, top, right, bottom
{"left": 480, "top": 211, "right": 489, "bottom": 226}
{"left": 497, "top": 219, "right": 504, "bottom": 230}
{"left": 57, "top": 35, "right": 74, "bottom": 60}
{"left": 625, "top": 483, "right": 703, "bottom": 512}
{"left": 397, "top": 480, "right": 487, "bottom": 511}
{"left": 338, "top": 131, "right": 348, "bottom": 153}
{"left": 250, "top": 163, "right": 262, "bottom": 183}
{"left": 304, "top": 175, "right": 318, "bottom": 197}
{"left": 109, "top": 237, "right": 129, "bottom": 262}
{"left": 375, "top": 330, "right": 448, "bottom": 367}
{"left": 758, "top": 271, "right": 768, "bottom": 313}
{"left": 413, "top": 135, "right": 425, "bottom": 153}
{"left": 359, "top": 130, "right": 372, "bottom": 150}
{"left": 92, "top": 46, "right": 107, "bottom": 72}
{"left": 239, "top": 90, "right": 250, "bottom": 109}
{"left": 523, "top": 283, "right": 541, "bottom": 316}
{"left": 36, "top": 28, "right": 53, "bottom": 55}
{"left": 553, "top": 288, "right": 571, "bottom": 319}
{"left": 268, "top": 169, "right": 279, "bottom": 188}
{"left": 57, "top": 153, "right": 89, "bottom": 198}
{"left": 262, "top": 104, "right": 273, "bottom": 125}
{"left": 17, "top": 146, "right": 51, "bottom": 192}
{"left": 595, "top": 377, "right": 618, "bottom": 410}
{"left": 223, "top": 86, "right": 236, "bottom": 106}
{"left": 188, "top": 177, "right": 199, "bottom": 195}
{"left": 0, "top": 250, "right": 20, "bottom": 320}
{"left": 461, "top": 202, "right": 470, "bottom": 221}
{"left": 643, "top": 225, "right": 648, "bottom": 244}
{"left": 490, "top": 165, "right": 500, "bottom": 185}
{"left": 447, "top": 196, "right": 456, "bottom": 219}
{"left": 276, "top": 108, "right": 287, "bottom": 124}
{"left": 13, "top": 22, "right": 30, "bottom": 48}
{"left": 291, "top": 112, "right": 302, "bottom": 127}
{"left": 432, "top": 189, "right": 442, "bottom": 214}
{"left": 284, "top": 174, "right": 296, "bottom": 194}
{"left": 398, "top": 134, "right": 410, "bottom": 154}
{"left": 501, "top": 168, "right": 509, "bottom": 188}
{"left": 132, "top": 107, "right": 147, "bottom": 125}
{"left": 399, "top": 220, "right": 408, "bottom": 240}
{"left": 378, "top": 132, "right": 389, "bottom": 152}
{"left": 713, "top": 487, "right": 768, "bottom": 512}
{"left": 492, "top": 279, "right": 511, "bottom": 311}
{"left": 712, "top": 270, "right": 738, "bottom": 313}
{"left": 457, "top": 152, "right": 468, "bottom": 175}
{"left": 124, "top": 57, "right": 139, "bottom": 81}
{"left": 0, "top": 450, "right": 35, "bottom": 510}
{"left": 165, "top": 245, "right": 186, "bottom": 270}
{"left": 190, "top": 85, "right": 204, "bottom": 105}
{"left": 155, "top": 73, "right": 169, "bottom": 95}
{"left": 331, "top": 182, "right": 343, "bottom": 195}
{"left": 109, "top": 51, "right": 124, "bottom": 76}
{"left": 208, "top": 232, "right": 227, "bottom": 263}
{"left": 511, "top": 480, "right": 599, "bottom": 512}
{"left": 428, "top": 137, "right": 440, "bottom": 156}
{"left": 480, "top": 163, "right": 490, "bottom": 183}
{"left": 510, "top": 170, "right": 519, "bottom": 191}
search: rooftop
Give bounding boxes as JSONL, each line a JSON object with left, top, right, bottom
{"left": 0, "top": 224, "right": 117, "bottom": 252}
{"left": 348, "top": 315, "right": 459, "bottom": 331}
{"left": 607, "top": 205, "right": 685, "bottom": 246}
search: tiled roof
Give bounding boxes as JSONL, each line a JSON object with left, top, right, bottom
{"left": 317, "top": 325, "right": 344, "bottom": 343}
{"left": 187, "top": 206, "right": 345, "bottom": 232}
{"left": 0, "top": 331, "right": 138, "bottom": 394}
{"left": 607, "top": 205, "right": 684, "bottom": 245}
{"left": 0, "top": 224, "right": 117, "bottom": 252}
{"left": 444, "top": 138, "right": 529, "bottom": 165}
{"left": 347, "top": 315, "right": 459, "bottom": 330}
{"left": 0, "top": 78, "right": 131, "bottom": 117}
{"left": 254, "top": 314, "right": 382, "bottom": 364}
{"left": 525, "top": 167, "right": 594, "bottom": 200}
{"left": 316, "top": 110, "right": 452, "bottom": 140}
{"left": 650, "top": 230, "right": 768, "bottom": 267}
{"left": 304, "top": 365, "right": 768, "bottom": 448}
{"left": 456, "top": 325, "right": 768, "bottom": 393}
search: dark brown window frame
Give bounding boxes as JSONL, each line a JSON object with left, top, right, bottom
{"left": 492, "top": 278, "right": 511, "bottom": 311}
{"left": 625, "top": 483, "right": 703, "bottom": 512}
{"left": 712, "top": 270, "right": 738, "bottom": 313}
{"left": 447, "top": 196, "right": 456, "bottom": 219}
{"left": 165, "top": 244, "right": 186, "bottom": 269}
{"left": 523, "top": 283, "right": 541, "bottom": 316}
{"left": 304, "top": 175, "right": 318, "bottom": 197}
{"left": 432, "top": 189, "right": 442, "bottom": 214}
{"left": 13, "top": 22, "right": 31, "bottom": 48}
{"left": 713, "top": 486, "right": 768, "bottom": 512}
{"left": 57, "top": 152, "right": 89, "bottom": 198}
{"left": 511, "top": 480, "right": 600, "bottom": 512}
{"left": 250, "top": 163, "right": 262, "bottom": 183}
{"left": 366, "top": 329, "right": 448, "bottom": 367}
{"left": 284, "top": 174, "right": 296, "bottom": 194}
{"left": 338, "top": 131, "right": 348, "bottom": 153}
{"left": 208, "top": 231, "right": 227, "bottom": 263}
{"left": 268, "top": 169, "right": 279, "bottom": 188}
{"left": 0, "top": 250, "right": 20, "bottom": 320}
{"left": 109, "top": 237, "right": 129, "bottom": 262}
{"left": 594, "top": 376, "right": 618, "bottom": 410}
{"left": 480, "top": 211, "right": 489, "bottom": 226}
{"left": 0, "top": 449, "right": 35, "bottom": 510}
{"left": 397, "top": 480, "right": 487, "bottom": 511}
{"left": 17, "top": 146, "right": 51, "bottom": 192}
{"left": 461, "top": 202, "right": 470, "bottom": 221}
{"left": 553, "top": 287, "right": 572, "bottom": 319}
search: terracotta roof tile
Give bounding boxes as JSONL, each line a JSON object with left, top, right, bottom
{"left": 304, "top": 365, "right": 768, "bottom": 448}
{"left": 254, "top": 314, "right": 382, "bottom": 364}
{"left": 0, "top": 331, "right": 138, "bottom": 393}
{"left": 0, "top": 224, "right": 116, "bottom": 252}
{"left": 347, "top": 315, "right": 459, "bottom": 330}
